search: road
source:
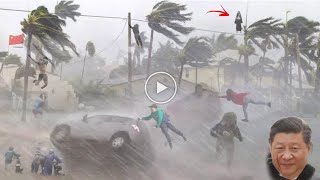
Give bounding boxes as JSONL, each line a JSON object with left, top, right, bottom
{"left": 0, "top": 96, "right": 319, "bottom": 180}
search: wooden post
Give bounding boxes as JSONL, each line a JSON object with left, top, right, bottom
{"left": 128, "top": 12, "right": 132, "bottom": 96}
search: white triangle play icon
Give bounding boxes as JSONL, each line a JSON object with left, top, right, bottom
{"left": 156, "top": 82, "right": 168, "bottom": 94}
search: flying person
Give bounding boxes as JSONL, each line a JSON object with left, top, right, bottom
{"left": 138, "top": 104, "right": 187, "bottom": 149}
{"left": 129, "top": 24, "right": 143, "bottom": 48}
{"left": 28, "top": 55, "right": 52, "bottom": 89}
{"left": 235, "top": 11, "right": 243, "bottom": 32}
{"left": 210, "top": 112, "right": 243, "bottom": 167}
{"left": 218, "top": 89, "right": 271, "bottom": 122}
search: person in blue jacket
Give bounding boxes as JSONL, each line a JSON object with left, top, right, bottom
{"left": 42, "top": 149, "right": 61, "bottom": 176}
{"left": 139, "top": 104, "right": 187, "bottom": 149}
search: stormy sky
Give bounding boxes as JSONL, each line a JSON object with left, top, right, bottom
{"left": 0, "top": 0, "right": 320, "bottom": 62}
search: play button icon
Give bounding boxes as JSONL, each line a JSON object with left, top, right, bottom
{"left": 156, "top": 82, "right": 168, "bottom": 94}
{"left": 145, "top": 72, "right": 177, "bottom": 104}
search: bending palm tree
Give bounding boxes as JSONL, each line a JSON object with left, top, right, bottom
{"left": 177, "top": 37, "right": 212, "bottom": 86}
{"left": 242, "top": 17, "right": 283, "bottom": 82}
{"left": 146, "top": 1, "right": 194, "bottom": 76}
{"left": 55, "top": 0, "right": 81, "bottom": 22}
{"left": 286, "top": 16, "right": 320, "bottom": 86}
{"left": 20, "top": 6, "right": 78, "bottom": 122}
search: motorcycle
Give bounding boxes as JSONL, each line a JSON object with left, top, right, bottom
{"left": 15, "top": 157, "right": 23, "bottom": 173}
{"left": 53, "top": 161, "right": 65, "bottom": 176}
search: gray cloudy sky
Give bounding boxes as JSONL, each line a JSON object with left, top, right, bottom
{"left": 1, "top": 0, "right": 320, "bottom": 61}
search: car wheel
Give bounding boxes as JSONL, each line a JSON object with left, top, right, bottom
{"left": 51, "top": 124, "right": 71, "bottom": 144}
{"left": 110, "top": 132, "right": 129, "bottom": 150}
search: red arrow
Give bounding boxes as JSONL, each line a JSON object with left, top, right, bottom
{"left": 207, "top": 5, "right": 229, "bottom": 16}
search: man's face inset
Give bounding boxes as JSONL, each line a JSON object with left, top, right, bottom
{"left": 270, "top": 132, "right": 311, "bottom": 179}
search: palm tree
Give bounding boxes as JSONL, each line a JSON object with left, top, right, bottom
{"left": 151, "top": 41, "right": 179, "bottom": 75}
{"left": 20, "top": 6, "right": 78, "bottom": 122}
{"left": 237, "top": 42, "right": 256, "bottom": 63}
{"left": 242, "top": 17, "right": 283, "bottom": 82}
{"left": 177, "top": 37, "right": 212, "bottom": 87}
{"left": 24, "top": 1, "right": 80, "bottom": 73}
{"left": 146, "top": 1, "right": 194, "bottom": 76}
{"left": 209, "top": 33, "right": 238, "bottom": 55}
{"left": 55, "top": 0, "right": 81, "bottom": 22}
{"left": 286, "top": 16, "right": 320, "bottom": 86}
{"left": 81, "top": 41, "right": 95, "bottom": 84}
{"left": 304, "top": 36, "right": 320, "bottom": 96}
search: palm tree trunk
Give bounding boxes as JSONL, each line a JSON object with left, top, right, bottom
{"left": 51, "top": 58, "right": 55, "bottom": 74}
{"left": 238, "top": 54, "right": 242, "bottom": 63}
{"left": 137, "top": 53, "right": 141, "bottom": 67}
{"left": 315, "top": 60, "right": 320, "bottom": 96}
{"left": 195, "top": 61, "right": 198, "bottom": 93}
{"left": 146, "top": 29, "right": 154, "bottom": 77}
{"left": 80, "top": 50, "right": 87, "bottom": 84}
{"left": 178, "top": 62, "right": 184, "bottom": 85}
{"left": 217, "top": 64, "right": 220, "bottom": 92}
{"left": 284, "top": 35, "right": 289, "bottom": 85}
{"left": 0, "top": 63, "right": 4, "bottom": 74}
{"left": 244, "top": 54, "right": 249, "bottom": 83}
{"left": 295, "top": 34, "right": 302, "bottom": 95}
{"left": 21, "top": 33, "right": 32, "bottom": 122}
{"left": 60, "top": 63, "right": 63, "bottom": 80}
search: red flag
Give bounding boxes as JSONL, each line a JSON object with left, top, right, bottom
{"left": 9, "top": 34, "right": 25, "bottom": 45}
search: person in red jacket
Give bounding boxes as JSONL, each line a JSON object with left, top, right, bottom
{"left": 218, "top": 89, "right": 271, "bottom": 122}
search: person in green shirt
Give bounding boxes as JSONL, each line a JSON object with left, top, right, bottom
{"left": 138, "top": 104, "right": 187, "bottom": 149}
{"left": 4, "top": 146, "right": 20, "bottom": 171}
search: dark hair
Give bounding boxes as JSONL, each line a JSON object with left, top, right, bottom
{"left": 269, "top": 117, "right": 312, "bottom": 145}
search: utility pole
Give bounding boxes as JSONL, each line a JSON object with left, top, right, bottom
{"left": 295, "top": 33, "right": 302, "bottom": 96}
{"left": 128, "top": 12, "right": 132, "bottom": 96}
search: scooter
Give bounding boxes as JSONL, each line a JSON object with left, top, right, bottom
{"left": 15, "top": 157, "right": 23, "bottom": 173}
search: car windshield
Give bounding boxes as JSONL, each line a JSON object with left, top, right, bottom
{"left": 88, "top": 115, "right": 131, "bottom": 124}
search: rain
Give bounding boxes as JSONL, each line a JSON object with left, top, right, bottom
{"left": 0, "top": 0, "right": 320, "bottom": 180}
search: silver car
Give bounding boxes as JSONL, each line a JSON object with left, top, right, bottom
{"left": 50, "top": 113, "right": 155, "bottom": 176}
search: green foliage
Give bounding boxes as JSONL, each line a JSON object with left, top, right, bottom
{"left": 21, "top": 6, "right": 79, "bottom": 56}
{"left": 55, "top": 0, "right": 81, "bottom": 22}
{"left": 147, "top": 1, "right": 194, "bottom": 45}
{"left": 286, "top": 16, "right": 320, "bottom": 84}
{"left": 151, "top": 41, "right": 179, "bottom": 74}
{"left": 178, "top": 37, "right": 212, "bottom": 66}
{"left": 209, "top": 33, "right": 238, "bottom": 55}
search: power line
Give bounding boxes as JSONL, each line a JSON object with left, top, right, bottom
{"left": 0, "top": 7, "right": 242, "bottom": 36}
{"left": 65, "top": 18, "right": 128, "bottom": 66}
